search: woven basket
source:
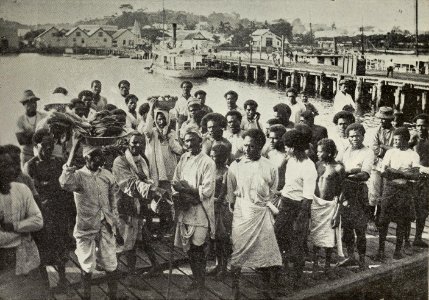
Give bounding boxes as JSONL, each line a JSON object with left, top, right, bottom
{"left": 82, "top": 132, "right": 130, "bottom": 146}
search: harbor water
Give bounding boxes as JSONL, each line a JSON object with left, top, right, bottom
{"left": 0, "top": 53, "right": 382, "bottom": 145}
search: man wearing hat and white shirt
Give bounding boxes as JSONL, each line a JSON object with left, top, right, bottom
{"left": 59, "top": 137, "right": 123, "bottom": 300}
{"left": 333, "top": 80, "right": 356, "bottom": 113}
{"left": 16, "top": 90, "right": 46, "bottom": 165}
{"left": 368, "top": 106, "right": 395, "bottom": 227}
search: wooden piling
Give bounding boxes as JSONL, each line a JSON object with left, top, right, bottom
{"left": 355, "top": 77, "right": 364, "bottom": 116}
{"left": 277, "top": 68, "right": 281, "bottom": 86}
{"left": 394, "top": 86, "right": 402, "bottom": 111}
{"left": 376, "top": 80, "right": 385, "bottom": 109}
{"left": 237, "top": 57, "right": 242, "bottom": 79}
{"left": 315, "top": 75, "right": 320, "bottom": 95}
{"left": 255, "top": 66, "right": 260, "bottom": 82}
{"left": 285, "top": 75, "right": 291, "bottom": 88}
{"left": 371, "top": 84, "right": 378, "bottom": 113}
{"left": 265, "top": 67, "right": 270, "bottom": 84}
{"left": 422, "top": 91, "right": 428, "bottom": 113}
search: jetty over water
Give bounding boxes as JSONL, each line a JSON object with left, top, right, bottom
{"left": 1, "top": 219, "right": 427, "bottom": 299}
{"left": 205, "top": 55, "right": 429, "bottom": 120}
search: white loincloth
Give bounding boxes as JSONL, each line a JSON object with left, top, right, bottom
{"left": 309, "top": 195, "right": 337, "bottom": 248}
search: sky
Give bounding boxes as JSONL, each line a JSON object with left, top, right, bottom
{"left": 0, "top": 0, "right": 428, "bottom": 32}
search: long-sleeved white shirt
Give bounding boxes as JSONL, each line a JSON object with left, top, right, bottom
{"left": 59, "top": 165, "right": 120, "bottom": 238}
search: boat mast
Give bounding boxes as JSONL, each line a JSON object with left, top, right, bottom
{"left": 162, "top": 0, "right": 165, "bottom": 42}
{"left": 415, "top": 0, "right": 418, "bottom": 56}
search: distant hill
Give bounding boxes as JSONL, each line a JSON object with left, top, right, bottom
{"left": 0, "top": 18, "right": 30, "bottom": 29}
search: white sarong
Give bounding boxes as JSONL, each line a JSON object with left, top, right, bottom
{"left": 309, "top": 195, "right": 336, "bottom": 248}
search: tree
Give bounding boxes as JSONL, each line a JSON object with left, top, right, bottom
{"left": 212, "top": 35, "right": 220, "bottom": 44}
{"left": 23, "top": 29, "right": 45, "bottom": 42}
{"left": 230, "top": 23, "right": 253, "bottom": 47}
{"left": 269, "top": 20, "right": 293, "bottom": 41}
{"left": 119, "top": 4, "right": 133, "bottom": 14}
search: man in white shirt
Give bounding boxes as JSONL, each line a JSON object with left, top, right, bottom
{"left": 173, "top": 81, "right": 193, "bottom": 131}
{"left": 275, "top": 129, "right": 317, "bottom": 284}
{"left": 285, "top": 88, "right": 306, "bottom": 124}
{"left": 224, "top": 110, "right": 244, "bottom": 160}
{"left": 331, "top": 110, "right": 356, "bottom": 158}
{"left": 333, "top": 80, "right": 356, "bottom": 113}
{"left": 336, "top": 123, "right": 373, "bottom": 270}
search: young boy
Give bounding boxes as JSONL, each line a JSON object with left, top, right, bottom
{"left": 207, "top": 144, "right": 232, "bottom": 279}
{"left": 377, "top": 127, "right": 420, "bottom": 260}
{"left": 310, "top": 138, "right": 345, "bottom": 274}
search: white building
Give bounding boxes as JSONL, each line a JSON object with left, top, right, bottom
{"left": 112, "top": 29, "right": 138, "bottom": 48}
{"left": 251, "top": 29, "right": 286, "bottom": 49}
{"left": 86, "top": 27, "right": 113, "bottom": 48}
{"left": 35, "top": 26, "right": 67, "bottom": 48}
{"left": 65, "top": 27, "right": 89, "bottom": 48}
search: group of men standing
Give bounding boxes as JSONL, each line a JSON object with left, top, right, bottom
{"left": 1, "top": 77, "right": 428, "bottom": 300}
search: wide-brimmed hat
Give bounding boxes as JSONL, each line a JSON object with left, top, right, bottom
{"left": 338, "top": 79, "right": 347, "bottom": 86}
{"left": 376, "top": 106, "right": 394, "bottom": 120}
{"left": 20, "top": 90, "right": 40, "bottom": 104}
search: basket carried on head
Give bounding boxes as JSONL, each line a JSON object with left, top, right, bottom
{"left": 148, "top": 95, "right": 178, "bottom": 111}
{"left": 82, "top": 133, "right": 130, "bottom": 146}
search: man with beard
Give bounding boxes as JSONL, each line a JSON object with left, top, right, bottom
{"left": 60, "top": 138, "right": 122, "bottom": 300}
{"left": 225, "top": 110, "right": 244, "bottom": 160}
{"left": 241, "top": 99, "right": 262, "bottom": 131}
{"left": 331, "top": 111, "right": 356, "bottom": 157}
{"left": 78, "top": 90, "right": 96, "bottom": 121}
{"left": 112, "top": 133, "right": 167, "bottom": 284}
{"left": 336, "top": 123, "right": 373, "bottom": 270}
{"left": 172, "top": 129, "right": 216, "bottom": 299}
{"left": 409, "top": 113, "right": 429, "bottom": 248}
{"left": 0, "top": 146, "right": 43, "bottom": 275}
{"left": 16, "top": 90, "right": 46, "bottom": 165}
{"left": 91, "top": 80, "right": 108, "bottom": 111}
{"left": 227, "top": 129, "right": 282, "bottom": 299}
{"left": 201, "top": 113, "right": 232, "bottom": 159}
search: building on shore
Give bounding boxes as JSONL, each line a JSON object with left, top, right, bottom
{"left": 251, "top": 29, "right": 286, "bottom": 50}
{"left": 112, "top": 28, "right": 139, "bottom": 48}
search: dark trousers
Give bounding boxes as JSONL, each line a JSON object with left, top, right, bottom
{"left": 274, "top": 198, "right": 309, "bottom": 275}
{"left": 343, "top": 225, "right": 367, "bottom": 256}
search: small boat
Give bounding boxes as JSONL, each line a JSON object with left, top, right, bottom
{"left": 151, "top": 47, "right": 209, "bottom": 78}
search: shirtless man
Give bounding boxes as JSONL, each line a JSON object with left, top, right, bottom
{"left": 310, "top": 139, "right": 345, "bottom": 273}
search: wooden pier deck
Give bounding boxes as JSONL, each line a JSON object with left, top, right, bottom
{"left": 1, "top": 219, "right": 428, "bottom": 300}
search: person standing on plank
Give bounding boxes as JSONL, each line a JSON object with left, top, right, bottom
{"left": 409, "top": 113, "right": 429, "bottom": 248}
{"left": 376, "top": 127, "right": 420, "bottom": 260}
{"left": 336, "top": 123, "right": 373, "bottom": 270}
{"left": 310, "top": 138, "right": 345, "bottom": 274}
{"left": 23, "top": 129, "right": 70, "bottom": 291}
{"left": 206, "top": 144, "right": 232, "bottom": 280}
{"left": 275, "top": 129, "right": 317, "bottom": 286}
{"left": 59, "top": 137, "right": 122, "bottom": 300}
{"left": 228, "top": 129, "right": 283, "bottom": 299}
{"left": 172, "top": 128, "right": 216, "bottom": 300}
{"left": 112, "top": 133, "right": 167, "bottom": 285}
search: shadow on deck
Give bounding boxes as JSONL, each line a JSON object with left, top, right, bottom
{"left": 1, "top": 220, "right": 428, "bottom": 300}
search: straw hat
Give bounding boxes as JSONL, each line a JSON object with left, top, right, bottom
{"left": 20, "top": 90, "right": 40, "bottom": 104}
{"left": 375, "top": 106, "right": 395, "bottom": 120}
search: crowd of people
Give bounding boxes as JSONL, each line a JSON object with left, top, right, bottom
{"left": 1, "top": 78, "right": 428, "bottom": 300}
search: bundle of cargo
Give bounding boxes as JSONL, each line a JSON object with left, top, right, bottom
{"left": 147, "top": 95, "right": 178, "bottom": 111}
{"left": 46, "top": 110, "right": 128, "bottom": 146}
